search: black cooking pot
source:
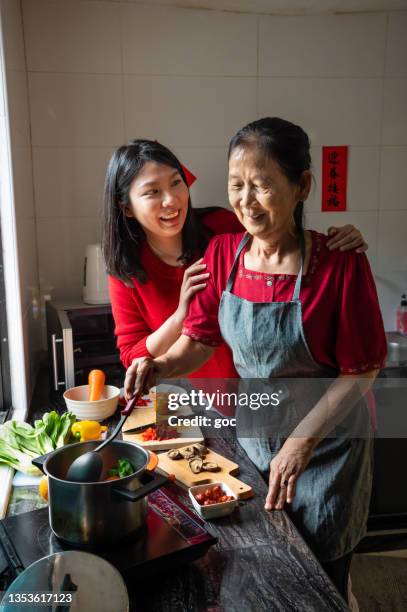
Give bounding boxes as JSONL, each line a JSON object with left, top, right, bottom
{"left": 32, "top": 440, "right": 167, "bottom": 547}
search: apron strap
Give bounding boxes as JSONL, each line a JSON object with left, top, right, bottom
{"left": 292, "top": 230, "right": 306, "bottom": 302}
{"left": 225, "top": 230, "right": 306, "bottom": 300}
{"left": 225, "top": 233, "right": 251, "bottom": 292}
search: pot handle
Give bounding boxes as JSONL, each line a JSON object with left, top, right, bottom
{"left": 112, "top": 472, "right": 168, "bottom": 502}
{"left": 31, "top": 451, "right": 54, "bottom": 473}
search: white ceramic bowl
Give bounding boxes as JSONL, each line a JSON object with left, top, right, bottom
{"left": 189, "top": 482, "right": 238, "bottom": 520}
{"left": 63, "top": 385, "right": 120, "bottom": 421}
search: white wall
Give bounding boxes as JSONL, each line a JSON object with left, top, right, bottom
{"left": 18, "top": 1, "right": 407, "bottom": 331}
{"left": 0, "top": 0, "right": 41, "bottom": 403}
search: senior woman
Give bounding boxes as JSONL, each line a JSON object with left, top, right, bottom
{"left": 124, "top": 118, "right": 386, "bottom": 603}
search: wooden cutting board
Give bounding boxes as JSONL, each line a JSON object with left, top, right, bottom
{"left": 122, "top": 411, "right": 204, "bottom": 451}
{"left": 157, "top": 446, "right": 253, "bottom": 500}
{"left": 122, "top": 406, "right": 155, "bottom": 433}
{"left": 121, "top": 398, "right": 194, "bottom": 434}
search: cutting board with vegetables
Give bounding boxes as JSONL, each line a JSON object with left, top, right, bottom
{"left": 122, "top": 424, "right": 204, "bottom": 451}
{"left": 157, "top": 445, "right": 253, "bottom": 500}
{"left": 121, "top": 395, "right": 192, "bottom": 432}
{"left": 121, "top": 397, "right": 204, "bottom": 451}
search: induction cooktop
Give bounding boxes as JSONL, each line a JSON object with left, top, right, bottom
{"left": 0, "top": 487, "right": 217, "bottom": 589}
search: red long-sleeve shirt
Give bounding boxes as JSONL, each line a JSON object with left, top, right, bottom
{"left": 108, "top": 208, "right": 243, "bottom": 378}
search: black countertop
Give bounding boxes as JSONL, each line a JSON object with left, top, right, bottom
{"left": 133, "top": 433, "right": 348, "bottom": 612}
{"left": 15, "top": 370, "right": 348, "bottom": 612}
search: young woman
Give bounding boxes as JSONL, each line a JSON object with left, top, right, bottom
{"left": 122, "top": 121, "right": 386, "bottom": 604}
{"left": 103, "top": 139, "right": 367, "bottom": 382}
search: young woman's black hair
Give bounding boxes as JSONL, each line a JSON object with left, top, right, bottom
{"left": 102, "top": 139, "right": 217, "bottom": 285}
{"left": 228, "top": 117, "right": 311, "bottom": 233}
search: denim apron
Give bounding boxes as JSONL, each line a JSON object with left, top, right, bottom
{"left": 218, "top": 232, "right": 373, "bottom": 562}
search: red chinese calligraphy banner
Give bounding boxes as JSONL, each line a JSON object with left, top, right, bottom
{"left": 322, "top": 146, "right": 348, "bottom": 212}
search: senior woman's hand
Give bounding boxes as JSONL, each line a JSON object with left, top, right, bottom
{"left": 326, "top": 225, "right": 368, "bottom": 252}
{"left": 124, "top": 357, "right": 160, "bottom": 401}
{"left": 265, "top": 438, "right": 316, "bottom": 511}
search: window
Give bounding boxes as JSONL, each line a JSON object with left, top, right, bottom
{"left": 0, "top": 225, "right": 11, "bottom": 422}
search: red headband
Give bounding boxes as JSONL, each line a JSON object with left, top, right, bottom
{"left": 180, "top": 163, "right": 197, "bottom": 187}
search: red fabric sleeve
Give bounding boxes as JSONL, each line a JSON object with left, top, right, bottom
{"left": 108, "top": 275, "right": 153, "bottom": 368}
{"left": 334, "top": 252, "right": 387, "bottom": 374}
{"left": 182, "top": 236, "right": 224, "bottom": 346}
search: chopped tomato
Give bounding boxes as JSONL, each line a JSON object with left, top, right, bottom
{"left": 136, "top": 397, "right": 149, "bottom": 406}
{"left": 140, "top": 424, "right": 179, "bottom": 442}
{"left": 194, "top": 485, "right": 236, "bottom": 506}
{"left": 141, "top": 427, "right": 157, "bottom": 441}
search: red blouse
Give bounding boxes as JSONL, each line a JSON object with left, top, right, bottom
{"left": 182, "top": 231, "right": 387, "bottom": 375}
{"left": 108, "top": 208, "right": 243, "bottom": 378}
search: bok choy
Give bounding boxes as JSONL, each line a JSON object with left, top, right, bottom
{"left": 0, "top": 411, "right": 77, "bottom": 475}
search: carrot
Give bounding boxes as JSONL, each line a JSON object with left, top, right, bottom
{"left": 88, "top": 369, "right": 105, "bottom": 401}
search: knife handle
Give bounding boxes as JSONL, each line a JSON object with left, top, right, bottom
{"left": 121, "top": 395, "right": 139, "bottom": 416}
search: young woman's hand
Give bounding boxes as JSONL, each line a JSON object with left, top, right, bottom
{"left": 326, "top": 225, "right": 368, "bottom": 253}
{"left": 175, "top": 258, "right": 210, "bottom": 322}
{"left": 264, "top": 438, "right": 315, "bottom": 511}
{"left": 124, "top": 356, "right": 159, "bottom": 401}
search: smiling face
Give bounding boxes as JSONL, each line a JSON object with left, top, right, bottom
{"left": 228, "top": 147, "right": 311, "bottom": 241}
{"left": 125, "top": 161, "right": 189, "bottom": 240}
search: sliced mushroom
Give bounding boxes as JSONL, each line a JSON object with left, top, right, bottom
{"left": 189, "top": 457, "right": 204, "bottom": 474}
{"left": 192, "top": 443, "right": 208, "bottom": 457}
{"left": 167, "top": 449, "right": 183, "bottom": 460}
{"left": 180, "top": 446, "right": 196, "bottom": 460}
{"left": 202, "top": 461, "right": 220, "bottom": 472}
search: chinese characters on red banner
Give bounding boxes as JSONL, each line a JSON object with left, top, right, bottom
{"left": 322, "top": 146, "right": 348, "bottom": 212}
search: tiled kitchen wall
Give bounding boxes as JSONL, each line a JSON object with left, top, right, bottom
{"left": 1, "top": 0, "right": 41, "bottom": 396}
{"left": 10, "top": 1, "right": 407, "bottom": 332}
